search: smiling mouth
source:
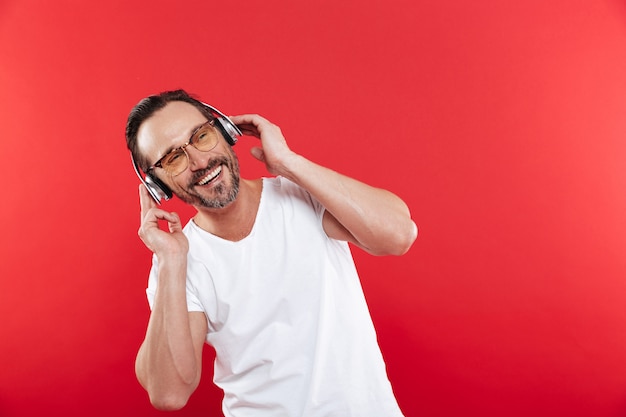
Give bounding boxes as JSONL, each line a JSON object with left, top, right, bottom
{"left": 196, "top": 165, "right": 223, "bottom": 186}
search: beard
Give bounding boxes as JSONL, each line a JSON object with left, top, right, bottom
{"left": 174, "top": 149, "right": 241, "bottom": 209}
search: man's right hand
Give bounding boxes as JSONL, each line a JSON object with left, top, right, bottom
{"left": 138, "top": 184, "right": 189, "bottom": 259}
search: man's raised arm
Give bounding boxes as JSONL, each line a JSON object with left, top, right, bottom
{"left": 134, "top": 185, "right": 208, "bottom": 410}
{"left": 230, "top": 114, "right": 417, "bottom": 256}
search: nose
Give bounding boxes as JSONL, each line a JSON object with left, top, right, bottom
{"left": 184, "top": 144, "right": 211, "bottom": 171}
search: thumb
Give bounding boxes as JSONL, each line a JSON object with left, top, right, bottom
{"left": 250, "top": 146, "right": 265, "bottom": 162}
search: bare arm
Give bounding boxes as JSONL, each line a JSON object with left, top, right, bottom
{"left": 134, "top": 185, "right": 208, "bottom": 410}
{"left": 230, "top": 114, "right": 417, "bottom": 256}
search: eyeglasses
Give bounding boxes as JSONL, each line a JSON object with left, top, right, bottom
{"left": 147, "top": 120, "right": 220, "bottom": 176}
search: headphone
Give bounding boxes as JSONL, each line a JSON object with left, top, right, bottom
{"left": 131, "top": 102, "right": 242, "bottom": 204}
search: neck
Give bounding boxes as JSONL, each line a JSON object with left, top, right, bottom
{"left": 192, "top": 178, "right": 263, "bottom": 241}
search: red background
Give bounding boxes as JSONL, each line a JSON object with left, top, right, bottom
{"left": 1, "top": 1, "right": 626, "bottom": 416}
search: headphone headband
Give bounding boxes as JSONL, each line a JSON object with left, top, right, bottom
{"left": 202, "top": 102, "right": 243, "bottom": 140}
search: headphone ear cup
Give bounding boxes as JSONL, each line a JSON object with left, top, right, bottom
{"left": 200, "top": 102, "right": 242, "bottom": 146}
{"left": 145, "top": 174, "right": 173, "bottom": 203}
{"left": 216, "top": 117, "right": 239, "bottom": 146}
{"left": 131, "top": 153, "right": 171, "bottom": 205}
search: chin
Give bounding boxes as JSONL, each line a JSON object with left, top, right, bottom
{"left": 177, "top": 179, "right": 240, "bottom": 209}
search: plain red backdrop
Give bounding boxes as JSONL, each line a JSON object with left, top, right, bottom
{"left": 1, "top": 0, "right": 626, "bottom": 416}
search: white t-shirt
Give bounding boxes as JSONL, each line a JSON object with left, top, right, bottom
{"left": 146, "top": 176, "right": 404, "bottom": 417}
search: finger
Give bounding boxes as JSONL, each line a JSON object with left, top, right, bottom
{"left": 230, "top": 114, "right": 266, "bottom": 125}
{"left": 139, "top": 184, "right": 180, "bottom": 225}
{"left": 151, "top": 209, "right": 180, "bottom": 224}
{"left": 230, "top": 114, "right": 271, "bottom": 138}
{"left": 139, "top": 184, "right": 156, "bottom": 220}
{"left": 250, "top": 146, "right": 265, "bottom": 162}
{"left": 234, "top": 123, "right": 261, "bottom": 138}
{"left": 167, "top": 212, "right": 183, "bottom": 233}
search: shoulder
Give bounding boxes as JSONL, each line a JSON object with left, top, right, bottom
{"left": 263, "top": 176, "right": 326, "bottom": 220}
{"left": 264, "top": 176, "right": 307, "bottom": 197}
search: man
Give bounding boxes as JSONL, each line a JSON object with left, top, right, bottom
{"left": 125, "top": 89, "right": 417, "bottom": 416}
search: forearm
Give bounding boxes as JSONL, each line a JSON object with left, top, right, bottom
{"left": 280, "top": 154, "right": 417, "bottom": 255}
{"left": 135, "top": 259, "right": 202, "bottom": 411}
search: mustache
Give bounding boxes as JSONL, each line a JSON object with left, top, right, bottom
{"left": 188, "top": 156, "right": 231, "bottom": 186}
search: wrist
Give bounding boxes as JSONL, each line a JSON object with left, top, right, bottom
{"left": 157, "top": 252, "right": 187, "bottom": 274}
{"left": 275, "top": 152, "right": 306, "bottom": 182}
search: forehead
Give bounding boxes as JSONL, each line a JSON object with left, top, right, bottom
{"left": 136, "top": 101, "right": 208, "bottom": 163}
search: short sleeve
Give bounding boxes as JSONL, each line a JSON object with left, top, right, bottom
{"left": 145, "top": 254, "right": 205, "bottom": 312}
{"left": 276, "top": 176, "right": 326, "bottom": 223}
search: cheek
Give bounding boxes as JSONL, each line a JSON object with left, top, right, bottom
{"left": 173, "top": 176, "right": 193, "bottom": 192}
{"left": 228, "top": 149, "right": 240, "bottom": 172}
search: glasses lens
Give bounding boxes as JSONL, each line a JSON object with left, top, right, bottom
{"left": 161, "top": 150, "right": 187, "bottom": 175}
{"left": 157, "top": 122, "right": 219, "bottom": 176}
{"left": 192, "top": 124, "right": 218, "bottom": 151}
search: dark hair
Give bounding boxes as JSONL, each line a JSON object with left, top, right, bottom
{"left": 125, "top": 89, "right": 216, "bottom": 172}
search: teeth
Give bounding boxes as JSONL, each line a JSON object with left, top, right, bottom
{"left": 197, "top": 165, "right": 222, "bottom": 185}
